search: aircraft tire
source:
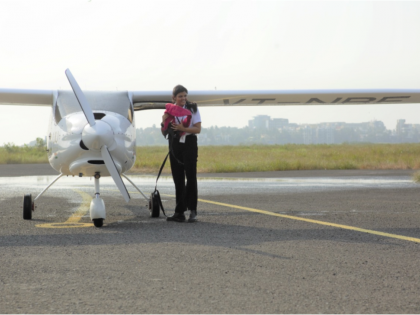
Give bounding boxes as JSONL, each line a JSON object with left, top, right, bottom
{"left": 23, "top": 194, "right": 32, "bottom": 220}
{"left": 149, "top": 196, "right": 160, "bottom": 218}
{"left": 93, "top": 218, "right": 104, "bottom": 228}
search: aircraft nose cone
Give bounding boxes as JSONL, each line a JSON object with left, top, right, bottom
{"left": 82, "top": 120, "right": 115, "bottom": 151}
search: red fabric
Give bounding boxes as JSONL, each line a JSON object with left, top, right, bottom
{"left": 162, "top": 103, "right": 192, "bottom": 136}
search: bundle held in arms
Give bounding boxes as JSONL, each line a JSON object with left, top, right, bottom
{"left": 161, "top": 103, "right": 192, "bottom": 139}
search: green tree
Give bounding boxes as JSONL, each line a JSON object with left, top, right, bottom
{"left": 35, "top": 137, "right": 45, "bottom": 149}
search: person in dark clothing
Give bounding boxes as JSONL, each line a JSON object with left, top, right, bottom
{"left": 161, "top": 85, "right": 201, "bottom": 222}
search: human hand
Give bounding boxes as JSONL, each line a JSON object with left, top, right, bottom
{"left": 171, "top": 122, "right": 184, "bottom": 132}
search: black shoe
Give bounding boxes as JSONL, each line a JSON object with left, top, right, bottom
{"left": 167, "top": 213, "right": 186, "bottom": 222}
{"left": 188, "top": 210, "right": 197, "bottom": 223}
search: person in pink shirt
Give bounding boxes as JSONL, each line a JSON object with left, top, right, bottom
{"left": 161, "top": 85, "right": 202, "bottom": 222}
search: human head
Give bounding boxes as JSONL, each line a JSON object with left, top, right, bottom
{"left": 172, "top": 85, "right": 188, "bottom": 106}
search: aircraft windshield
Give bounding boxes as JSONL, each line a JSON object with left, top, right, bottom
{"left": 56, "top": 90, "right": 132, "bottom": 119}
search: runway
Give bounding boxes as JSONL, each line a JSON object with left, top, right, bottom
{"left": 1, "top": 164, "right": 420, "bottom": 313}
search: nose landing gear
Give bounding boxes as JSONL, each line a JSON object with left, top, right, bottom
{"left": 90, "top": 172, "right": 106, "bottom": 228}
{"left": 92, "top": 218, "right": 104, "bottom": 228}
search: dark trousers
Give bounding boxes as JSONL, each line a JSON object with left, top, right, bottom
{"left": 169, "top": 135, "right": 198, "bottom": 214}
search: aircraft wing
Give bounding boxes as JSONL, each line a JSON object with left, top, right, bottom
{"left": 0, "top": 89, "right": 55, "bottom": 106}
{"left": 131, "top": 89, "right": 420, "bottom": 110}
{"left": 1, "top": 88, "right": 420, "bottom": 109}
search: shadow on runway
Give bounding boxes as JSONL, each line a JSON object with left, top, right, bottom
{"left": 0, "top": 217, "right": 408, "bottom": 255}
{"left": 2, "top": 190, "right": 416, "bottom": 261}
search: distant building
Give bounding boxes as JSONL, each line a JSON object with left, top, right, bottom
{"left": 270, "top": 118, "right": 289, "bottom": 129}
{"left": 134, "top": 117, "right": 420, "bottom": 146}
{"left": 248, "top": 115, "right": 290, "bottom": 130}
{"left": 396, "top": 119, "right": 406, "bottom": 136}
{"left": 284, "top": 123, "right": 298, "bottom": 130}
{"left": 316, "top": 127, "right": 334, "bottom": 144}
{"left": 248, "top": 115, "right": 271, "bottom": 129}
{"left": 369, "top": 120, "right": 386, "bottom": 131}
{"left": 302, "top": 126, "right": 315, "bottom": 144}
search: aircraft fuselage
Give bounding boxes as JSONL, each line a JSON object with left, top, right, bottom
{"left": 46, "top": 110, "right": 136, "bottom": 177}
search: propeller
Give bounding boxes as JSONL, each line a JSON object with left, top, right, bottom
{"left": 65, "top": 69, "right": 130, "bottom": 202}
{"left": 101, "top": 145, "right": 130, "bottom": 203}
{"left": 65, "top": 69, "right": 96, "bottom": 127}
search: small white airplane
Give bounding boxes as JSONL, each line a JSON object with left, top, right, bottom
{"left": 1, "top": 69, "right": 420, "bottom": 227}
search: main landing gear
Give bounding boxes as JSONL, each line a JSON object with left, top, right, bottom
{"left": 23, "top": 173, "right": 64, "bottom": 221}
{"left": 149, "top": 190, "right": 161, "bottom": 218}
{"left": 23, "top": 194, "right": 33, "bottom": 220}
{"left": 121, "top": 174, "right": 158, "bottom": 218}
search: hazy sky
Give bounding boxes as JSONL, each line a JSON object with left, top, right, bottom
{"left": 1, "top": 0, "right": 420, "bottom": 145}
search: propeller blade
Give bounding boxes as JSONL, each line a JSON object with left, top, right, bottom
{"left": 65, "top": 69, "right": 96, "bottom": 127}
{"left": 101, "top": 145, "right": 130, "bottom": 203}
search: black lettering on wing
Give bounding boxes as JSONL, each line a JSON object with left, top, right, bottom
{"left": 343, "top": 97, "right": 376, "bottom": 104}
{"left": 377, "top": 96, "right": 410, "bottom": 103}
{"left": 252, "top": 98, "right": 276, "bottom": 105}
{"left": 306, "top": 98, "right": 326, "bottom": 104}
{"left": 233, "top": 99, "right": 246, "bottom": 105}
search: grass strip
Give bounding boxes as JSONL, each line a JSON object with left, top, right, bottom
{"left": 0, "top": 144, "right": 48, "bottom": 164}
{"left": 132, "top": 143, "right": 420, "bottom": 174}
{"left": 2, "top": 143, "right": 420, "bottom": 174}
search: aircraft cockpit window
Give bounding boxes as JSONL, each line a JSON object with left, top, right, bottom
{"left": 57, "top": 91, "right": 132, "bottom": 121}
{"left": 54, "top": 102, "right": 62, "bottom": 124}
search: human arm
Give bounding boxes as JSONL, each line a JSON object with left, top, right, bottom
{"left": 171, "top": 122, "right": 201, "bottom": 134}
{"left": 161, "top": 113, "right": 170, "bottom": 136}
{"left": 162, "top": 113, "right": 169, "bottom": 124}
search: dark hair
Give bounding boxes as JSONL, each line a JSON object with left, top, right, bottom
{"left": 185, "top": 101, "right": 197, "bottom": 114}
{"left": 172, "top": 84, "right": 188, "bottom": 99}
{"left": 172, "top": 84, "right": 197, "bottom": 113}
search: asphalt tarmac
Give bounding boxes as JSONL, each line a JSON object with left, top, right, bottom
{"left": 1, "top": 164, "right": 420, "bottom": 313}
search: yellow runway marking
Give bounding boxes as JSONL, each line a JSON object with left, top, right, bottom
{"left": 197, "top": 198, "right": 420, "bottom": 244}
{"left": 101, "top": 189, "right": 420, "bottom": 243}
{"left": 36, "top": 189, "right": 93, "bottom": 228}
{"left": 158, "top": 193, "right": 420, "bottom": 244}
